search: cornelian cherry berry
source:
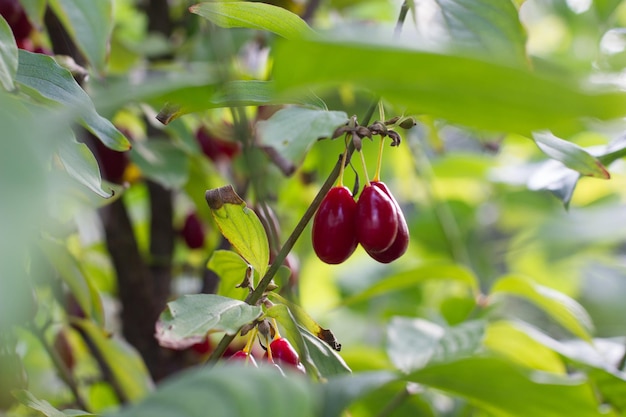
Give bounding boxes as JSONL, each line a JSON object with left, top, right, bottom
{"left": 229, "top": 350, "right": 258, "bottom": 367}
{"left": 312, "top": 186, "right": 358, "bottom": 264}
{"left": 355, "top": 184, "right": 398, "bottom": 253}
{"left": 269, "top": 338, "right": 305, "bottom": 373}
{"left": 366, "top": 181, "right": 409, "bottom": 263}
{"left": 181, "top": 212, "right": 205, "bottom": 249}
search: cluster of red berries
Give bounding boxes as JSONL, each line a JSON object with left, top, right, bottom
{"left": 229, "top": 337, "right": 305, "bottom": 374}
{"left": 312, "top": 181, "right": 409, "bottom": 264}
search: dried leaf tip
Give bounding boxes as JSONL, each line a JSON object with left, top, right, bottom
{"left": 205, "top": 185, "right": 245, "bottom": 210}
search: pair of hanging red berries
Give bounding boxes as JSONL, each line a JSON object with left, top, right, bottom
{"left": 312, "top": 181, "right": 409, "bottom": 264}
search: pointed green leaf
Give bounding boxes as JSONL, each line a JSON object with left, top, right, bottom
{"left": 155, "top": 294, "right": 263, "bottom": 349}
{"left": 108, "top": 364, "right": 315, "bottom": 417}
{"left": 299, "top": 326, "right": 351, "bottom": 377}
{"left": 210, "top": 80, "right": 326, "bottom": 109}
{"left": 130, "top": 140, "right": 189, "bottom": 189}
{"left": 14, "top": 390, "right": 93, "bottom": 417}
{"left": 533, "top": 131, "right": 610, "bottom": 179}
{"left": 342, "top": 263, "right": 478, "bottom": 306}
{"left": 207, "top": 250, "right": 250, "bottom": 301}
{"left": 205, "top": 185, "right": 270, "bottom": 275}
{"left": 319, "top": 371, "right": 397, "bottom": 417}
{"left": 38, "top": 238, "right": 105, "bottom": 326}
{"left": 417, "top": 0, "right": 528, "bottom": 64}
{"left": 490, "top": 275, "right": 594, "bottom": 341}
{"left": 57, "top": 135, "right": 114, "bottom": 198}
{"left": 15, "top": 50, "right": 130, "bottom": 150}
{"left": 48, "top": 0, "right": 114, "bottom": 73}
{"left": 273, "top": 38, "right": 626, "bottom": 134}
{"left": 0, "top": 15, "right": 17, "bottom": 91}
{"left": 257, "top": 107, "right": 348, "bottom": 164}
{"left": 387, "top": 318, "right": 485, "bottom": 373}
{"left": 72, "top": 318, "right": 152, "bottom": 402}
{"left": 406, "top": 357, "right": 604, "bottom": 417}
{"left": 190, "top": 2, "right": 315, "bottom": 40}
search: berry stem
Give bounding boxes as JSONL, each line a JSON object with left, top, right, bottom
{"left": 243, "top": 327, "right": 258, "bottom": 354}
{"left": 359, "top": 149, "right": 371, "bottom": 187}
{"left": 373, "top": 135, "right": 385, "bottom": 182}
{"left": 271, "top": 318, "right": 281, "bottom": 340}
{"left": 337, "top": 137, "right": 350, "bottom": 188}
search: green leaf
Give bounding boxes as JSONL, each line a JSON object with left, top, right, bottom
{"left": 155, "top": 294, "right": 263, "bottom": 349}
{"left": 299, "top": 326, "right": 351, "bottom": 377}
{"left": 207, "top": 250, "right": 250, "bottom": 301}
{"left": 20, "top": 0, "right": 48, "bottom": 29}
{"left": 0, "top": 15, "right": 17, "bottom": 91}
{"left": 107, "top": 364, "right": 316, "bottom": 417}
{"left": 190, "top": 2, "right": 315, "bottom": 40}
{"left": 273, "top": 38, "right": 626, "bottom": 134}
{"left": 319, "top": 371, "right": 397, "bottom": 417}
{"left": 406, "top": 356, "right": 604, "bottom": 417}
{"left": 490, "top": 275, "right": 594, "bottom": 341}
{"left": 418, "top": 0, "right": 528, "bottom": 64}
{"left": 265, "top": 303, "right": 315, "bottom": 375}
{"left": 15, "top": 50, "right": 130, "bottom": 151}
{"left": 526, "top": 159, "right": 580, "bottom": 208}
{"left": 14, "top": 390, "right": 93, "bottom": 417}
{"left": 130, "top": 140, "right": 189, "bottom": 189}
{"left": 71, "top": 318, "right": 152, "bottom": 402}
{"left": 38, "top": 238, "right": 105, "bottom": 326}
{"left": 210, "top": 80, "right": 326, "bottom": 109}
{"left": 48, "top": 0, "right": 114, "bottom": 73}
{"left": 533, "top": 131, "right": 610, "bottom": 179}
{"left": 387, "top": 318, "right": 485, "bottom": 372}
{"left": 57, "top": 135, "right": 114, "bottom": 198}
{"left": 342, "top": 263, "right": 478, "bottom": 306}
{"left": 205, "top": 185, "right": 270, "bottom": 276}
{"left": 257, "top": 107, "right": 349, "bottom": 164}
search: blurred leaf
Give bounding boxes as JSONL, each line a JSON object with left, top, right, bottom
{"left": 299, "top": 326, "right": 351, "bottom": 377}
{"left": 210, "top": 80, "right": 326, "bottom": 108}
{"left": 15, "top": 50, "right": 130, "bottom": 151}
{"left": 48, "top": 0, "right": 114, "bottom": 72}
{"left": 406, "top": 357, "right": 604, "bottom": 417}
{"left": 207, "top": 250, "right": 249, "bottom": 301}
{"left": 484, "top": 321, "right": 567, "bottom": 374}
{"left": 38, "top": 238, "right": 105, "bottom": 326}
{"left": 257, "top": 107, "right": 348, "bottom": 164}
{"left": 205, "top": 185, "right": 270, "bottom": 276}
{"left": 57, "top": 135, "right": 114, "bottom": 198}
{"left": 490, "top": 275, "right": 594, "bottom": 341}
{"left": 527, "top": 159, "right": 580, "bottom": 208}
{"left": 533, "top": 131, "right": 610, "bottom": 179}
{"left": 593, "top": 0, "right": 623, "bottom": 21}
{"left": 0, "top": 15, "right": 17, "bottom": 91}
{"left": 14, "top": 390, "right": 93, "bottom": 417}
{"left": 155, "top": 294, "right": 262, "bottom": 349}
{"left": 273, "top": 38, "right": 626, "bottom": 134}
{"left": 20, "top": 0, "right": 47, "bottom": 28}
{"left": 190, "top": 2, "right": 315, "bottom": 40}
{"left": 72, "top": 318, "right": 152, "bottom": 402}
{"left": 342, "top": 263, "right": 478, "bottom": 306}
{"left": 348, "top": 381, "right": 435, "bottom": 417}
{"left": 319, "top": 371, "right": 397, "bottom": 417}
{"left": 416, "top": 0, "right": 527, "bottom": 64}
{"left": 130, "top": 140, "right": 188, "bottom": 189}
{"left": 387, "top": 318, "right": 485, "bottom": 373}
{"left": 107, "top": 364, "right": 315, "bottom": 417}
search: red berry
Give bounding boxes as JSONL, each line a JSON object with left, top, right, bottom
{"left": 229, "top": 350, "right": 258, "bottom": 367}
{"left": 53, "top": 329, "right": 75, "bottom": 371}
{"left": 312, "top": 186, "right": 358, "bottom": 264}
{"left": 355, "top": 184, "right": 398, "bottom": 253}
{"left": 366, "top": 181, "right": 409, "bottom": 263}
{"left": 195, "top": 127, "right": 241, "bottom": 162}
{"left": 90, "top": 138, "right": 129, "bottom": 184}
{"left": 0, "top": 0, "right": 32, "bottom": 41}
{"left": 269, "top": 338, "right": 298, "bottom": 366}
{"left": 181, "top": 212, "right": 205, "bottom": 249}
{"left": 190, "top": 336, "right": 212, "bottom": 355}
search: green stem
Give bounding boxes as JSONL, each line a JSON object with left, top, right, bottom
{"left": 374, "top": 386, "right": 411, "bottom": 417}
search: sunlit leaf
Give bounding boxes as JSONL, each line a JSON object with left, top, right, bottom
{"left": 14, "top": 390, "right": 93, "bottom": 417}
{"left": 387, "top": 318, "right": 485, "bottom": 372}
{"left": 205, "top": 185, "right": 270, "bottom": 275}
{"left": 15, "top": 50, "right": 130, "bottom": 151}
{"left": 406, "top": 357, "right": 604, "bottom": 417}
{"left": 527, "top": 159, "right": 580, "bottom": 208}
{"left": 533, "top": 131, "right": 610, "bottom": 179}
{"left": 0, "top": 15, "right": 17, "bottom": 91}
{"left": 490, "top": 275, "right": 594, "bottom": 341}
{"left": 207, "top": 250, "right": 250, "bottom": 301}
{"left": 71, "top": 319, "right": 152, "bottom": 402}
{"left": 155, "top": 294, "right": 262, "bottom": 349}
{"left": 108, "top": 364, "right": 315, "bottom": 417}
{"left": 342, "top": 263, "right": 478, "bottom": 306}
{"left": 48, "top": 0, "right": 114, "bottom": 72}
{"left": 57, "top": 135, "right": 114, "bottom": 198}
{"left": 190, "top": 2, "right": 315, "bottom": 40}
{"left": 210, "top": 80, "right": 326, "bottom": 109}
{"left": 257, "top": 107, "right": 348, "bottom": 164}
{"left": 299, "top": 326, "right": 351, "bottom": 377}
{"left": 273, "top": 38, "right": 626, "bottom": 134}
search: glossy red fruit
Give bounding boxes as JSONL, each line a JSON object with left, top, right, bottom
{"left": 269, "top": 338, "right": 305, "bottom": 373}
{"left": 229, "top": 350, "right": 258, "bottom": 367}
{"left": 190, "top": 336, "right": 212, "bottom": 355}
{"left": 195, "top": 127, "right": 241, "bottom": 162}
{"left": 366, "top": 181, "right": 409, "bottom": 263}
{"left": 181, "top": 212, "right": 205, "bottom": 249}
{"left": 312, "top": 186, "right": 358, "bottom": 264}
{"left": 355, "top": 184, "right": 398, "bottom": 253}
